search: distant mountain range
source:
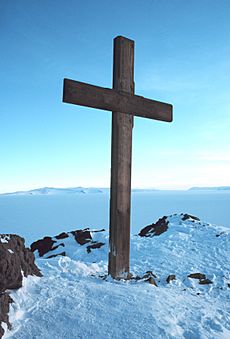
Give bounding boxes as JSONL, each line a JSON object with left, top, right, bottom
{"left": 0, "top": 187, "right": 158, "bottom": 196}
{"left": 189, "top": 186, "right": 230, "bottom": 191}
{"left": 1, "top": 186, "right": 230, "bottom": 196}
{"left": 0, "top": 187, "right": 106, "bottom": 196}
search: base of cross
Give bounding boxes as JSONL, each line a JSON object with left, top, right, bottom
{"left": 99, "top": 272, "right": 158, "bottom": 286}
{"left": 108, "top": 252, "right": 133, "bottom": 280}
{"left": 110, "top": 272, "right": 133, "bottom": 281}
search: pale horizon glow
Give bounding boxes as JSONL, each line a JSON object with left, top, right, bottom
{"left": 1, "top": 0, "right": 230, "bottom": 193}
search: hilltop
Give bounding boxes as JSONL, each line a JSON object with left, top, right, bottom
{"left": 3, "top": 213, "right": 230, "bottom": 338}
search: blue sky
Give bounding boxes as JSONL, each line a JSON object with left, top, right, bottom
{"left": 1, "top": 0, "right": 230, "bottom": 192}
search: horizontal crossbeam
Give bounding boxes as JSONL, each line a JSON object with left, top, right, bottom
{"left": 63, "top": 79, "right": 172, "bottom": 122}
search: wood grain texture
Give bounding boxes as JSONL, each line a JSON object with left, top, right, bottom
{"left": 63, "top": 79, "right": 172, "bottom": 122}
{"left": 108, "top": 36, "right": 134, "bottom": 279}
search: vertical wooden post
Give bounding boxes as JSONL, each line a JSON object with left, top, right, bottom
{"left": 108, "top": 36, "right": 134, "bottom": 279}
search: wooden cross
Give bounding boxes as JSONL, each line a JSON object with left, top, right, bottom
{"left": 63, "top": 36, "right": 173, "bottom": 280}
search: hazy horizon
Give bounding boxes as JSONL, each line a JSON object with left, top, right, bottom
{"left": 1, "top": 184, "right": 230, "bottom": 195}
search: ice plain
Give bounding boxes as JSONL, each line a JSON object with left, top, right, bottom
{"left": 0, "top": 190, "right": 229, "bottom": 244}
{"left": 0, "top": 190, "right": 230, "bottom": 338}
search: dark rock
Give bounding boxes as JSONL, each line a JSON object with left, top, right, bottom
{"left": 143, "top": 271, "right": 157, "bottom": 279}
{"left": 0, "top": 293, "right": 13, "bottom": 338}
{"left": 138, "top": 224, "right": 153, "bottom": 236}
{"left": 227, "top": 283, "right": 230, "bottom": 288}
{"left": 91, "top": 229, "right": 106, "bottom": 233}
{"left": 71, "top": 229, "right": 92, "bottom": 245}
{"left": 146, "top": 276, "right": 158, "bottom": 286}
{"left": 31, "top": 237, "right": 66, "bottom": 258}
{"left": 98, "top": 275, "right": 107, "bottom": 280}
{"left": 31, "top": 228, "right": 106, "bottom": 258}
{"left": 55, "top": 232, "right": 69, "bottom": 240}
{"left": 131, "top": 275, "right": 142, "bottom": 281}
{"left": 0, "top": 234, "right": 42, "bottom": 294}
{"left": 0, "top": 234, "right": 42, "bottom": 338}
{"left": 216, "top": 232, "right": 225, "bottom": 237}
{"left": 129, "top": 271, "right": 158, "bottom": 283}
{"left": 199, "top": 279, "right": 213, "bottom": 285}
{"left": 188, "top": 273, "right": 206, "bottom": 280}
{"left": 181, "top": 214, "right": 200, "bottom": 221}
{"left": 166, "top": 275, "right": 176, "bottom": 283}
{"left": 31, "top": 237, "right": 56, "bottom": 257}
{"left": 87, "top": 242, "right": 105, "bottom": 253}
{"left": 126, "top": 272, "right": 134, "bottom": 280}
{"left": 139, "top": 216, "right": 169, "bottom": 237}
{"left": 141, "top": 271, "right": 158, "bottom": 286}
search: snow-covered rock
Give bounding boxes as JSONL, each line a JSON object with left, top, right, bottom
{"left": 138, "top": 215, "right": 169, "bottom": 236}
{"left": 30, "top": 228, "right": 106, "bottom": 260}
{"left": 0, "top": 235, "right": 42, "bottom": 293}
{"left": 0, "top": 294, "right": 13, "bottom": 339}
{"left": 3, "top": 214, "right": 230, "bottom": 338}
{"left": 138, "top": 213, "right": 200, "bottom": 237}
{"left": 0, "top": 235, "right": 42, "bottom": 338}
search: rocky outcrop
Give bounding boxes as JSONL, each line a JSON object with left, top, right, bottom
{"left": 31, "top": 228, "right": 106, "bottom": 258}
{"left": 166, "top": 275, "right": 176, "bottom": 284}
{"left": 31, "top": 236, "right": 61, "bottom": 257}
{"left": 188, "top": 273, "right": 206, "bottom": 280}
{"left": 86, "top": 242, "right": 105, "bottom": 253}
{"left": 181, "top": 214, "right": 200, "bottom": 221}
{"left": 71, "top": 229, "right": 92, "bottom": 245}
{"left": 0, "top": 234, "right": 42, "bottom": 337}
{"left": 0, "top": 235, "right": 42, "bottom": 293}
{"left": 0, "top": 294, "right": 13, "bottom": 338}
{"left": 199, "top": 278, "right": 213, "bottom": 285}
{"left": 188, "top": 273, "right": 213, "bottom": 285}
{"left": 138, "top": 213, "right": 202, "bottom": 237}
{"left": 142, "top": 271, "right": 158, "bottom": 286}
{"left": 139, "top": 216, "right": 169, "bottom": 237}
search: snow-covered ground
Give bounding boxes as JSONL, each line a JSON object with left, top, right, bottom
{"left": 3, "top": 214, "right": 230, "bottom": 339}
